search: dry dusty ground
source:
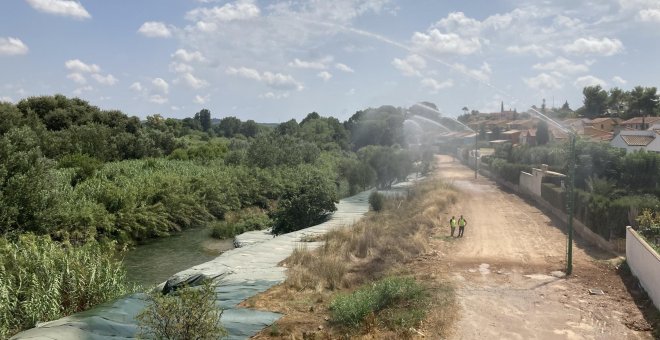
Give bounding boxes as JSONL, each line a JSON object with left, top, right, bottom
{"left": 426, "top": 154, "right": 655, "bottom": 339}
{"left": 247, "top": 155, "right": 657, "bottom": 339}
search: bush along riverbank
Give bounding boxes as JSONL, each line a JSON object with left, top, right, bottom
{"left": 0, "top": 96, "right": 441, "bottom": 337}
{"left": 245, "top": 179, "right": 460, "bottom": 339}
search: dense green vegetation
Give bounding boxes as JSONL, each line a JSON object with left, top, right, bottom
{"left": 0, "top": 235, "right": 134, "bottom": 338}
{"left": 481, "top": 139, "right": 660, "bottom": 240}
{"left": 0, "top": 95, "right": 420, "bottom": 244}
{"left": 137, "top": 282, "right": 226, "bottom": 340}
{"left": 330, "top": 276, "right": 430, "bottom": 331}
{"left": 0, "top": 95, "right": 426, "bottom": 336}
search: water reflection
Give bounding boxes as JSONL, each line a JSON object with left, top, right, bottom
{"left": 122, "top": 227, "right": 234, "bottom": 286}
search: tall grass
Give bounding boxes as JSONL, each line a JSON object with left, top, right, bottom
{"left": 0, "top": 235, "right": 135, "bottom": 338}
{"left": 329, "top": 276, "right": 429, "bottom": 331}
{"left": 285, "top": 180, "right": 457, "bottom": 291}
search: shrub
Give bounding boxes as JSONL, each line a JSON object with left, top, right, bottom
{"left": 489, "top": 159, "right": 530, "bottom": 185}
{"left": 136, "top": 281, "right": 227, "bottom": 340}
{"left": 210, "top": 208, "right": 271, "bottom": 239}
{"left": 329, "top": 277, "right": 429, "bottom": 330}
{"left": 368, "top": 191, "right": 385, "bottom": 212}
{"left": 0, "top": 235, "right": 134, "bottom": 338}
{"left": 541, "top": 183, "right": 565, "bottom": 212}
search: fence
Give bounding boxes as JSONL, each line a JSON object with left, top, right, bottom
{"left": 626, "top": 226, "right": 660, "bottom": 310}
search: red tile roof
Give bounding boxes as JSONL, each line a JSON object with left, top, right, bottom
{"left": 621, "top": 135, "right": 654, "bottom": 146}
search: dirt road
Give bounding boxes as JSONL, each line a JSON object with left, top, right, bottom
{"left": 428, "top": 155, "right": 654, "bottom": 339}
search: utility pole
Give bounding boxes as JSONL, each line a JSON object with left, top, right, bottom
{"left": 475, "top": 132, "right": 478, "bottom": 179}
{"left": 566, "top": 134, "right": 576, "bottom": 275}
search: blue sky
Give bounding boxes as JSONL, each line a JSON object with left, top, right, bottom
{"left": 1, "top": 0, "right": 660, "bottom": 122}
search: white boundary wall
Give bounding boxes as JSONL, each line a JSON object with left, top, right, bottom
{"left": 626, "top": 226, "right": 660, "bottom": 310}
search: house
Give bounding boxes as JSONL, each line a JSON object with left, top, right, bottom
{"left": 619, "top": 116, "right": 660, "bottom": 130}
{"left": 610, "top": 128, "right": 660, "bottom": 153}
{"left": 585, "top": 117, "right": 617, "bottom": 132}
{"left": 520, "top": 129, "right": 537, "bottom": 146}
{"left": 549, "top": 127, "right": 569, "bottom": 142}
{"left": 582, "top": 126, "right": 614, "bottom": 142}
{"left": 507, "top": 119, "right": 537, "bottom": 130}
{"left": 501, "top": 129, "right": 521, "bottom": 144}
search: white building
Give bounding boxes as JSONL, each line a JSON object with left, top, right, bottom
{"left": 610, "top": 124, "right": 660, "bottom": 153}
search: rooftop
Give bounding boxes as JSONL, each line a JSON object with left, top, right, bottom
{"left": 620, "top": 135, "right": 654, "bottom": 146}
{"left": 620, "top": 116, "right": 660, "bottom": 125}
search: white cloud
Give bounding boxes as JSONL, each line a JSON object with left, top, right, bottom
{"left": 92, "top": 73, "right": 118, "bottom": 86}
{"left": 226, "top": 66, "right": 303, "bottom": 91}
{"left": 639, "top": 8, "right": 660, "bottom": 22}
{"left": 185, "top": 0, "right": 260, "bottom": 24}
{"left": 152, "top": 78, "right": 169, "bottom": 94}
{"left": 226, "top": 66, "right": 261, "bottom": 81}
{"left": 72, "top": 85, "right": 93, "bottom": 95}
{"left": 346, "top": 88, "right": 356, "bottom": 95}
{"left": 288, "top": 57, "right": 332, "bottom": 69}
{"left": 169, "top": 62, "right": 194, "bottom": 74}
{"left": 411, "top": 29, "right": 481, "bottom": 55}
{"left": 65, "top": 59, "right": 100, "bottom": 73}
{"left": 171, "top": 49, "right": 207, "bottom": 63}
{"left": 335, "top": 63, "right": 354, "bottom": 73}
{"left": 0, "top": 37, "right": 29, "bottom": 56}
{"left": 149, "top": 94, "right": 168, "bottom": 104}
{"left": 612, "top": 76, "right": 627, "bottom": 85}
{"left": 138, "top": 21, "right": 172, "bottom": 38}
{"left": 563, "top": 37, "right": 624, "bottom": 56}
{"left": 0, "top": 96, "right": 14, "bottom": 103}
{"left": 129, "top": 82, "right": 143, "bottom": 92}
{"left": 524, "top": 73, "right": 562, "bottom": 91}
{"left": 178, "top": 73, "right": 209, "bottom": 89}
{"left": 452, "top": 62, "right": 492, "bottom": 83}
{"left": 66, "top": 72, "right": 86, "bottom": 84}
{"left": 533, "top": 57, "right": 589, "bottom": 75}
{"left": 26, "top": 0, "right": 91, "bottom": 19}
{"left": 421, "top": 78, "right": 453, "bottom": 93}
{"left": 260, "top": 91, "right": 290, "bottom": 100}
{"left": 317, "top": 71, "right": 332, "bottom": 81}
{"left": 392, "top": 54, "right": 426, "bottom": 77}
{"left": 506, "top": 44, "right": 552, "bottom": 57}
{"left": 574, "top": 75, "right": 607, "bottom": 88}
{"left": 193, "top": 94, "right": 210, "bottom": 104}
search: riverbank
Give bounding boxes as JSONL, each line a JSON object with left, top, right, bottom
{"left": 11, "top": 187, "right": 376, "bottom": 340}
{"left": 122, "top": 226, "right": 234, "bottom": 286}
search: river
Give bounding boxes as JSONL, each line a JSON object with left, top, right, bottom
{"left": 122, "top": 226, "right": 234, "bottom": 286}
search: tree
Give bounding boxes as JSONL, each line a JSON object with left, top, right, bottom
{"left": 215, "top": 116, "right": 242, "bottom": 137}
{"left": 491, "top": 126, "right": 502, "bottom": 140}
{"left": 275, "top": 119, "right": 299, "bottom": 136}
{"left": 271, "top": 166, "right": 338, "bottom": 234}
{"left": 196, "top": 109, "right": 212, "bottom": 132}
{"left": 536, "top": 121, "right": 549, "bottom": 145}
{"left": 608, "top": 87, "right": 626, "bottom": 116}
{"left": 137, "top": 281, "right": 227, "bottom": 340}
{"left": 582, "top": 85, "right": 608, "bottom": 118}
{"left": 240, "top": 119, "right": 259, "bottom": 138}
{"left": 627, "top": 86, "right": 659, "bottom": 118}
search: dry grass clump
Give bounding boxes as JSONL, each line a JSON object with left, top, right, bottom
{"left": 285, "top": 246, "right": 348, "bottom": 290}
{"left": 284, "top": 180, "right": 457, "bottom": 291}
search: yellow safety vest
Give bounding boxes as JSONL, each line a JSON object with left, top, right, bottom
{"left": 458, "top": 218, "right": 466, "bottom": 227}
{"left": 450, "top": 218, "right": 457, "bottom": 227}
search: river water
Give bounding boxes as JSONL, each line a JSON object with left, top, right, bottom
{"left": 122, "top": 227, "right": 234, "bottom": 287}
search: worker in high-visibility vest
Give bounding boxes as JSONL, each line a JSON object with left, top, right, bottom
{"left": 458, "top": 215, "right": 467, "bottom": 237}
{"left": 449, "top": 216, "right": 457, "bottom": 237}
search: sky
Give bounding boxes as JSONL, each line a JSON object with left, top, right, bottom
{"left": 1, "top": 0, "right": 660, "bottom": 122}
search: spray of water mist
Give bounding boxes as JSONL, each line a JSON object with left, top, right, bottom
{"left": 301, "top": 19, "right": 571, "bottom": 133}
{"left": 411, "top": 102, "right": 474, "bottom": 132}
